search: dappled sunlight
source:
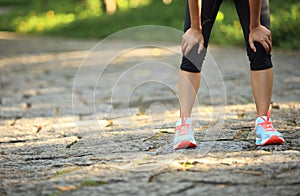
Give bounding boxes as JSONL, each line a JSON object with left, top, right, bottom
{"left": 16, "top": 11, "right": 75, "bottom": 33}
{"left": 116, "top": 0, "right": 152, "bottom": 11}
{"left": 0, "top": 0, "right": 299, "bottom": 48}
{"left": 0, "top": 31, "right": 18, "bottom": 40}
{"left": 216, "top": 11, "right": 224, "bottom": 22}
{"left": 0, "top": 51, "right": 88, "bottom": 68}
{"left": 157, "top": 154, "right": 297, "bottom": 179}
{"left": 0, "top": 19, "right": 299, "bottom": 193}
{"left": 9, "top": 0, "right": 154, "bottom": 35}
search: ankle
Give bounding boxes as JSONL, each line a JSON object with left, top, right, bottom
{"left": 180, "top": 112, "right": 191, "bottom": 118}
{"left": 177, "top": 117, "right": 192, "bottom": 125}
{"left": 257, "top": 113, "right": 268, "bottom": 116}
{"left": 256, "top": 110, "right": 270, "bottom": 117}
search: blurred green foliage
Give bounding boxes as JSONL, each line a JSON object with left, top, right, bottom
{"left": 0, "top": 0, "right": 299, "bottom": 49}
{"left": 270, "top": 0, "right": 300, "bottom": 48}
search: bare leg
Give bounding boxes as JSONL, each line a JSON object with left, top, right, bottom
{"left": 178, "top": 70, "right": 201, "bottom": 117}
{"left": 250, "top": 68, "right": 273, "bottom": 116}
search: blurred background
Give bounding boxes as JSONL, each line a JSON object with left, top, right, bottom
{"left": 0, "top": 0, "right": 299, "bottom": 49}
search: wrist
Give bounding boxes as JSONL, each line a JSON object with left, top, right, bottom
{"left": 250, "top": 22, "right": 261, "bottom": 30}
{"left": 190, "top": 24, "right": 202, "bottom": 31}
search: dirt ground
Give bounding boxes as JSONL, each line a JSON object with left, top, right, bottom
{"left": 0, "top": 32, "right": 299, "bottom": 195}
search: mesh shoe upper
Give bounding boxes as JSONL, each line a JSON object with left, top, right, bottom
{"left": 255, "top": 111, "right": 285, "bottom": 146}
{"left": 173, "top": 117, "right": 197, "bottom": 150}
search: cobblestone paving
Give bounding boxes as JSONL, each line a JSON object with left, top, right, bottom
{"left": 0, "top": 33, "right": 299, "bottom": 195}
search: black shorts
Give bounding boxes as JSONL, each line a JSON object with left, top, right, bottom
{"left": 181, "top": 0, "right": 273, "bottom": 73}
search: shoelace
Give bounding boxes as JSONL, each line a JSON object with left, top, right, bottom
{"left": 176, "top": 116, "right": 190, "bottom": 136}
{"left": 257, "top": 110, "right": 275, "bottom": 132}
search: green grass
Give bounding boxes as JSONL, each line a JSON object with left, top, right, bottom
{"left": 80, "top": 180, "right": 107, "bottom": 186}
{"left": 269, "top": 0, "right": 300, "bottom": 48}
{"left": 48, "top": 191, "right": 63, "bottom": 196}
{"left": 0, "top": 0, "right": 28, "bottom": 6}
{"left": 0, "top": 0, "right": 299, "bottom": 49}
{"left": 53, "top": 169, "right": 74, "bottom": 178}
{"left": 211, "top": 2, "right": 244, "bottom": 46}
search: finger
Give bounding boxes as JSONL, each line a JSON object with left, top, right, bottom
{"left": 181, "top": 41, "right": 187, "bottom": 50}
{"left": 181, "top": 35, "right": 187, "bottom": 47}
{"left": 181, "top": 42, "right": 187, "bottom": 55}
{"left": 181, "top": 36, "right": 186, "bottom": 48}
{"left": 266, "top": 38, "right": 272, "bottom": 52}
{"left": 182, "top": 46, "right": 187, "bottom": 56}
{"left": 198, "top": 40, "right": 204, "bottom": 53}
{"left": 267, "top": 30, "right": 272, "bottom": 43}
{"left": 261, "top": 41, "right": 269, "bottom": 53}
{"left": 268, "top": 33, "right": 272, "bottom": 41}
{"left": 198, "top": 42, "right": 203, "bottom": 54}
{"left": 249, "top": 39, "right": 256, "bottom": 53}
{"left": 185, "top": 44, "right": 193, "bottom": 56}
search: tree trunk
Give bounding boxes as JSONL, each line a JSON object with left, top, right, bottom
{"left": 103, "top": 0, "right": 117, "bottom": 15}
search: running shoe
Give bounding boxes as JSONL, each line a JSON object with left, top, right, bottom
{"left": 255, "top": 110, "right": 285, "bottom": 146}
{"left": 173, "top": 117, "right": 197, "bottom": 150}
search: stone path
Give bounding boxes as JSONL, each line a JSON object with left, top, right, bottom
{"left": 0, "top": 32, "right": 299, "bottom": 195}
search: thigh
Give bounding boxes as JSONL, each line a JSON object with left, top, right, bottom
{"left": 234, "top": 0, "right": 270, "bottom": 41}
{"left": 234, "top": 0, "right": 272, "bottom": 70}
{"left": 184, "top": 0, "right": 223, "bottom": 48}
{"left": 181, "top": 0, "right": 223, "bottom": 73}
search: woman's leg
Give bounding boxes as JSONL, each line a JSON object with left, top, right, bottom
{"left": 234, "top": 0, "right": 273, "bottom": 116}
{"left": 234, "top": 0, "right": 284, "bottom": 145}
{"left": 250, "top": 69, "right": 273, "bottom": 116}
{"left": 174, "top": 0, "right": 223, "bottom": 150}
{"left": 179, "top": 0, "right": 222, "bottom": 117}
{"left": 178, "top": 70, "right": 200, "bottom": 116}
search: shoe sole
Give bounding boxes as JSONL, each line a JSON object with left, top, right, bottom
{"left": 256, "top": 135, "right": 285, "bottom": 146}
{"left": 174, "top": 140, "right": 197, "bottom": 150}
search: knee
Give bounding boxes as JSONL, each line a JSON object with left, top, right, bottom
{"left": 248, "top": 42, "right": 273, "bottom": 71}
{"left": 180, "top": 46, "right": 207, "bottom": 73}
{"left": 180, "top": 57, "right": 201, "bottom": 73}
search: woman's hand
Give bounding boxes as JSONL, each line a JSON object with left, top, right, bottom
{"left": 182, "top": 28, "right": 204, "bottom": 56}
{"left": 249, "top": 25, "right": 272, "bottom": 53}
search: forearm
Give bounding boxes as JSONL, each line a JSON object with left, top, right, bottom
{"left": 249, "top": 0, "right": 262, "bottom": 28}
{"left": 188, "top": 0, "right": 202, "bottom": 30}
